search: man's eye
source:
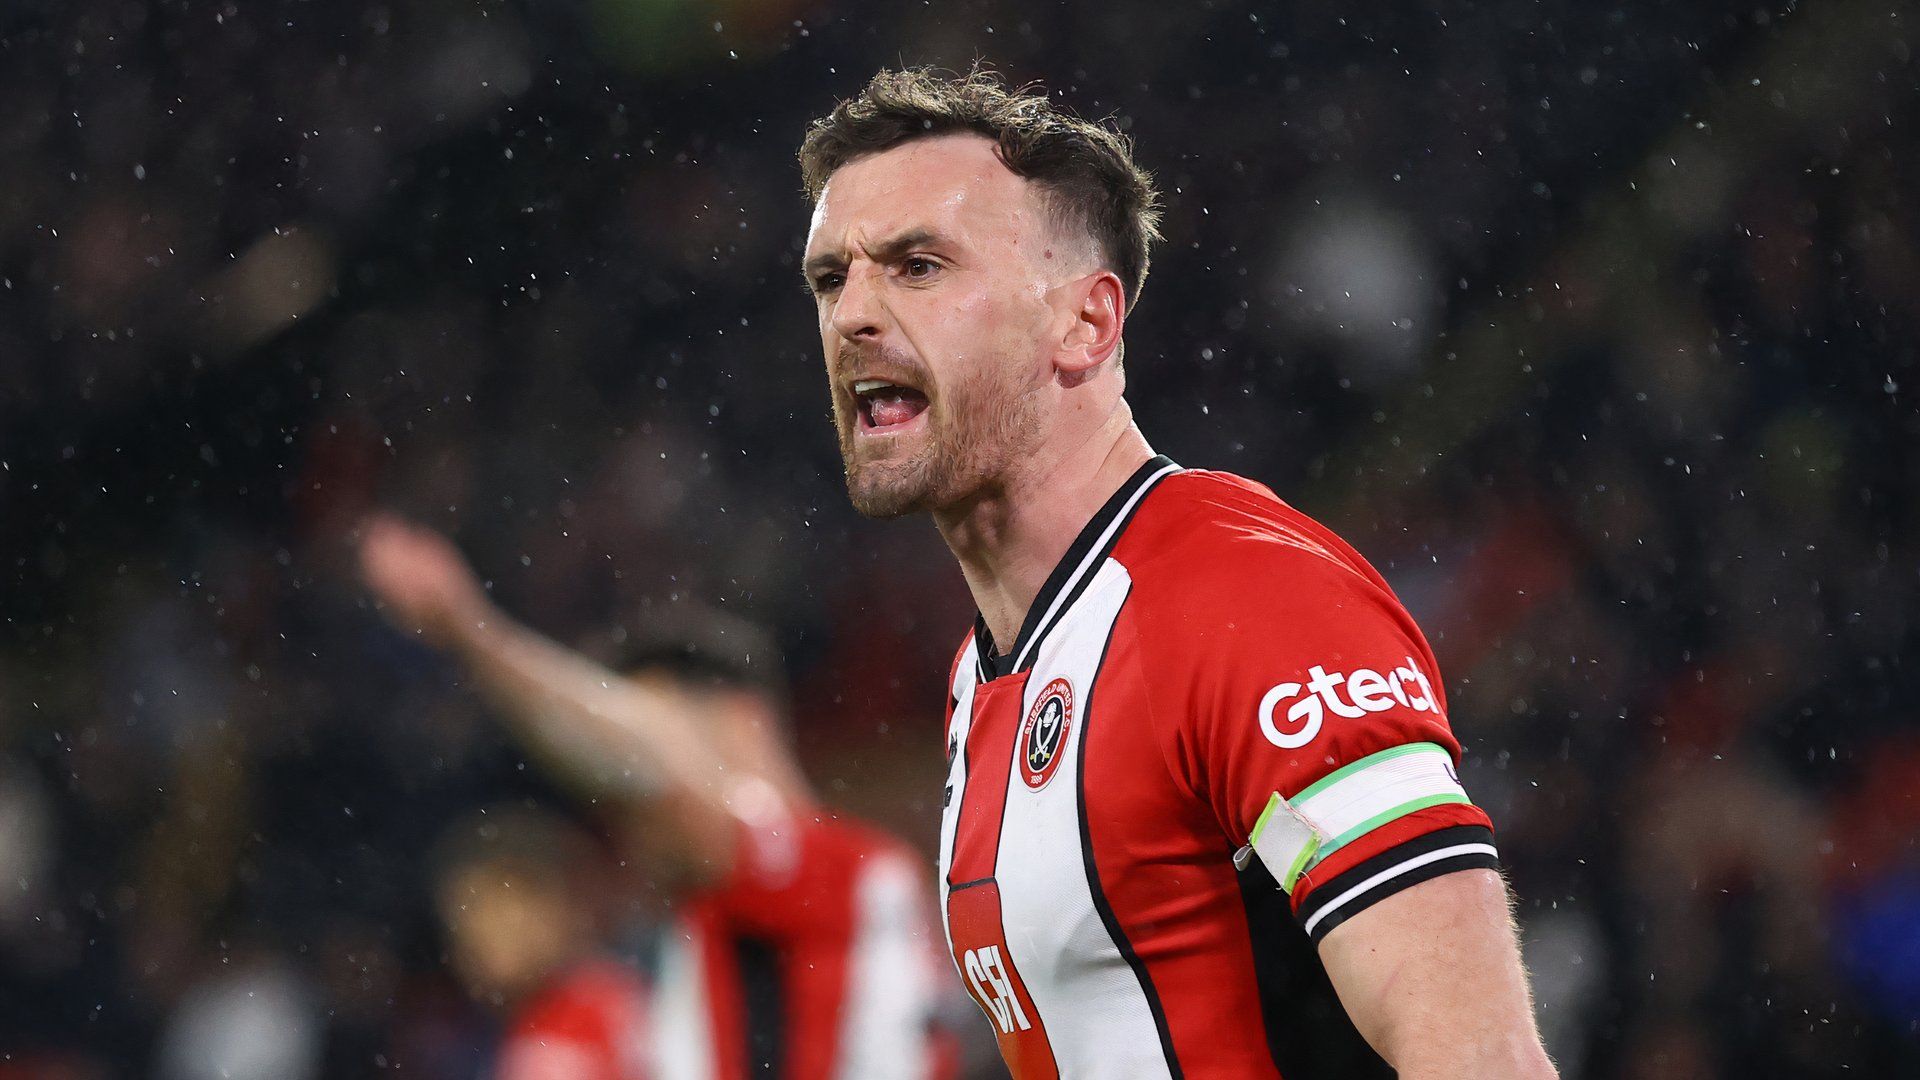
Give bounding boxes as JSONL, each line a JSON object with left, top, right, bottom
{"left": 814, "top": 273, "right": 844, "bottom": 293}
{"left": 903, "top": 257, "right": 939, "bottom": 279}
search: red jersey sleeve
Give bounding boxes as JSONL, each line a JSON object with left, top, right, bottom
{"left": 498, "top": 962, "right": 650, "bottom": 1080}
{"left": 1134, "top": 489, "right": 1498, "bottom": 944}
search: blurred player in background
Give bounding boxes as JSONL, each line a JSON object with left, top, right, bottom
{"left": 798, "top": 69, "right": 1556, "bottom": 1078}
{"left": 430, "top": 805, "right": 651, "bottom": 1080}
{"left": 359, "top": 516, "right": 955, "bottom": 1080}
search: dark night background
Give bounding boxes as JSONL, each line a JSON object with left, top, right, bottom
{"left": 1, "top": 0, "right": 1917, "bottom": 1076}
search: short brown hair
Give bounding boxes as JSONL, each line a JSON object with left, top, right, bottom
{"left": 587, "top": 601, "right": 788, "bottom": 700}
{"left": 799, "top": 67, "right": 1163, "bottom": 311}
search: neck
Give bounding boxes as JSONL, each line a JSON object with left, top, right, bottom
{"left": 934, "top": 400, "right": 1155, "bottom": 659}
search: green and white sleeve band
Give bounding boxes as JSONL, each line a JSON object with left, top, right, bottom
{"left": 1232, "top": 742, "right": 1471, "bottom": 892}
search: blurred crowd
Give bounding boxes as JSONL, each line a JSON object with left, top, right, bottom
{"left": 1, "top": 0, "right": 1916, "bottom": 1076}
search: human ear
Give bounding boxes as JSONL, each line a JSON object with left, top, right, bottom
{"left": 1056, "top": 271, "right": 1124, "bottom": 378}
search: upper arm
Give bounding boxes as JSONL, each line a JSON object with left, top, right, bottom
{"left": 1318, "top": 868, "right": 1556, "bottom": 1077}
{"left": 1154, "top": 542, "right": 1497, "bottom": 942}
{"left": 1165, "top": 543, "right": 1549, "bottom": 1073}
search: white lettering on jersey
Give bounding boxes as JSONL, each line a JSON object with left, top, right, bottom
{"left": 1259, "top": 656, "right": 1440, "bottom": 748}
{"left": 962, "top": 945, "right": 1032, "bottom": 1035}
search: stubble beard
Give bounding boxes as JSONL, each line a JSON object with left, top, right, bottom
{"left": 836, "top": 362, "right": 1046, "bottom": 521}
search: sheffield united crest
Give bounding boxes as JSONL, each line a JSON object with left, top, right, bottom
{"left": 1019, "top": 678, "right": 1074, "bottom": 791}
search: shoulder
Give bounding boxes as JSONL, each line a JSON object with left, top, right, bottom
{"left": 699, "top": 807, "right": 928, "bottom": 936}
{"left": 794, "top": 814, "right": 935, "bottom": 921}
{"left": 804, "top": 810, "right": 917, "bottom": 858}
{"left": 511, "top": 961, "right": 647, "bottom": 1038}
{"left": 782, "top": 809, "right": 926, "bottom": 891}
{"left": 1102, "top": 467, "right": 1450, "bottom": 754}
{"left": 1113, "top": 468, "right": 1401, "bottom": 624}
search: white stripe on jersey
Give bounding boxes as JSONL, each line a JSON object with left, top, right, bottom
{"left": 651, "top": 920, "right": 716, "bottom": 1080}
{"left": 990, "top": 562, "right": 1175, "bottom": 1079}
{"left": 833, "top": 852, "right": 938, "bottom": 1080}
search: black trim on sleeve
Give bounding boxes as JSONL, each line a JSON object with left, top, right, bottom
{"left": 1293, "top": 825, "right": 1499, "bottom": 945}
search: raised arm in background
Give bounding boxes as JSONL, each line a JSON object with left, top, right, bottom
{"left": 356, "top": 515, "right": 807, "bottom": 885}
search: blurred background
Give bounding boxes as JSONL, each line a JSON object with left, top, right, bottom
{"left": 2, "top": 0, "right": 1917, "bottom": 1076}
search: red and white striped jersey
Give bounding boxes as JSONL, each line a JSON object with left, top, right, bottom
{"left": 937, "top": 458, "right": 1499, "bottom": 1079}
{"left": 497, "top": 961, "right": 652, "bottom": 1080}
{"left": 651, "top": 811, "right": 955, "bottom": 1080}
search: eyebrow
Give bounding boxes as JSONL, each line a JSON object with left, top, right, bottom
{"left": 802, "top": 228, "right": 951, "bottom": 281}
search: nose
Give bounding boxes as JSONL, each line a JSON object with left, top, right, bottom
{"left": 829, "top": 264, "right": 885, "bottom": 343}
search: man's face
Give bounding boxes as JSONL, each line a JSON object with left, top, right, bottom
{"left": 804, "top": 134, "right": 1080, "bottom": 518}
{"left": 437, "top": 863, "right": 574, "bottom": 1007}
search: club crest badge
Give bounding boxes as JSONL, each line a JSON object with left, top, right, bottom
{"left": 1019, "top": 678, "right": 1074, "bottom": 791}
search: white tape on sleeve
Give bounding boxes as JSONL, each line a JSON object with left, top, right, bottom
{"left": 1236, "top": 743, "right": 1472, "bottom": 893}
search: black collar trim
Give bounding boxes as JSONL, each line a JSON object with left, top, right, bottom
{"left": 973, "top": 455, "right": 1182, "bottom": 682}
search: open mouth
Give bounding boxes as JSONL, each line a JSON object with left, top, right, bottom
{"left": 852, "top": 378, "right": 931, "bottom": 433}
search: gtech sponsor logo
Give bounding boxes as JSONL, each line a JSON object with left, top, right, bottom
{"left": 1258, "top": 656, "right": 1441, "bottom": 749}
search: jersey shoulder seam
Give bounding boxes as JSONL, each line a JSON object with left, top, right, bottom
{"left": 1121, "top": 471, "right": 1373, "bottom": 588}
